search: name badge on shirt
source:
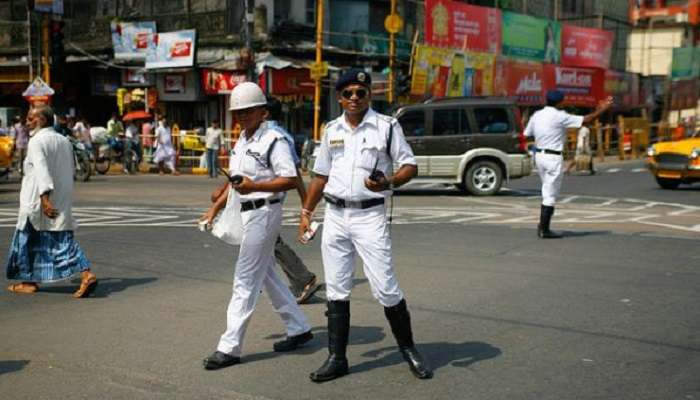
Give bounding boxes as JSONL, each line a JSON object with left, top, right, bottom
{"left": 329, "top": 139, "right": 344, "bottom": 148}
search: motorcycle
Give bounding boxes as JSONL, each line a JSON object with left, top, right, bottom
{"left": 94, "top": 136, "right": 139, "bottom": 175}
{"left": 71, "top": 138, "right": 92, "bottom": 182}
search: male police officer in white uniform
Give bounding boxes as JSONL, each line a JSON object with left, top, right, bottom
{"left": 299, "top": 69, "right": 432, "bottom": 382}
{"left": 201, "top": 82, "right": 312, "bottom": 370}
{"left": 525, "top": 90, "right": 613, "bottom": 238}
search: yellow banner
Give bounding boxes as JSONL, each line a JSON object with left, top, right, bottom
{"left": 411, "top": 44, "right": 494, "bottom": 97}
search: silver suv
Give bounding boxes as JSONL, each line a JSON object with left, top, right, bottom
{"left": 394, "top": 97, "right": 532, "bottom": 196}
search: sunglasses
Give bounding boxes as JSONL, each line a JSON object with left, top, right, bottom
{"left": 341, "top": 88, "right": 368, "bottom": 100}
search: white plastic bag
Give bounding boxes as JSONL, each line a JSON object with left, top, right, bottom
{"left": 211, "top": 187, "right": 243, "bottom": 245}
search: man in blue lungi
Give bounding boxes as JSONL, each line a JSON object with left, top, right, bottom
{"left": 5, "top": 105, "right": 97, "bottom": 298}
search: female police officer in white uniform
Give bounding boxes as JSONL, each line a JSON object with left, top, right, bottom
{"left": 201, "top": 82, "right": 312, "bottom": 370}
{"left": 524, "top": 90, "right": 612, "bottom": 238}
{"left": 299, "top": 69, "right": 432, "bottom": 382}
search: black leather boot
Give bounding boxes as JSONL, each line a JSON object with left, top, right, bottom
{"left": 537, "top": 205, "right": 562, "bottom": 239}
{"left": 384, "top": 299, "right": 433, "bottom": 379}
{"left": 310, "top": 301, "right": 350, "bottom": 382}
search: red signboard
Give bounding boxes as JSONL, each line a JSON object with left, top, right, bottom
{"left": 561, "top": 25, "right": 614, "bottom": 69}
{"left": 495, "top": 59, "right": 545, "bottom": 105}
{"left": 604, "top": 70, "right": 641, "bottom": 108}
{"left": 268, "top": 67, "right": 315, "bottom": 95}
{"left": 201, "top": 69, "right": 247, "bottom": 95}
{"left": 425, "top": 0, "right": 501, "bottom": 53}
{"left": 543, "top": 65, "right": 605, "bottom": 107}
{"left": 629, "top": 0, "right": 700, "bottom": 26}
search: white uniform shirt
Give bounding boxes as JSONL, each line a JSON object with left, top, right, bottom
{"left": 17, "top": 127, "right": 76, "bottom": 231}
{"left": 228, "top": 124, "right": 296, "bottom": 201}
{"left": 205, "top": 126, "right": 223, "bottom": 150}
{"left": 524, "top": 106, "right": 584, "bottom": 152}
{"left": 313, "top": 108, "right": 417, "bottom": 201}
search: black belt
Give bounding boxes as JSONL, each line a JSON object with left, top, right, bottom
{"left": 537, "top": 148, "right": 562, "bottom": 155}
{"left": 240, "top": 198, "right": 281, "bottom": 212}
{"left": 324, "top": 195, "right": 384, "bottom": 209}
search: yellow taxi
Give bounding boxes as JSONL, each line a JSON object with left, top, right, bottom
{"left": 646, "top": 135, "right": 700, "bottom": 189}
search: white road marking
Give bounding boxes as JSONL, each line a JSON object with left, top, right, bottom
{"left": 606, "top": 168, "right": 621, "bottom": 173}
{"left": 631, "top": 168, "right": 647, "bottom": 173}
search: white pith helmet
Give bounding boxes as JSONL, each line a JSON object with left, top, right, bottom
{"left": 229, "top": 82, "right": 267, "bottom": 111}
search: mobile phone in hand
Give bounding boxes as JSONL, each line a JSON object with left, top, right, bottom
{"left": 300, "top": 221, "right": 320, "bottom": 244}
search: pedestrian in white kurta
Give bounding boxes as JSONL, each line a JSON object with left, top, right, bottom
{"left": 299, "top": 69, "right": 432, "bottom": 382}
{"left": 201, "top": 82, "right": 311, "bottom": 371}
{"left": 153, "top": 117, "right": 178, "bottom": 175}
{"left": 5, "top": 105, "right": 97, "bottom": 297}
{"left": 524, "top": 90, "right": 612, "bottom": 238}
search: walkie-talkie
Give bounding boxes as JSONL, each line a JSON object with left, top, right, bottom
{"left": 368, "top": 157, "right": 384, "bottom": 182}
{"left": 228, "top": 175, "right": 243, "bottom": 184}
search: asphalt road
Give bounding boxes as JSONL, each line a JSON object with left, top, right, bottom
{"left": 0, "top": 163, "right": 698, "bottom": 400}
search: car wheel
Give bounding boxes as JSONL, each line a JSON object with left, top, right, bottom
{"left": 463, "top": 160, "right": 503, "bottom": 196}
{"left": 656, "top": 177, "right": 680, "bottom": 189}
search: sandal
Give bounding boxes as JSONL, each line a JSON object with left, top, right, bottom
{"left": 7, "top": 282, "right": 38, "bottom": 294}
{"left": 73, "top": 272, "right": 98, "bottom": 298}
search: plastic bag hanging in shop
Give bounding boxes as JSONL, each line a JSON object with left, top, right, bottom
{"left": 211, "top": 187, "right": 243, "bottom": 245}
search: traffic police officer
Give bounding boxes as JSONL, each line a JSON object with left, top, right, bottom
{"left": 202, "top": 82, "right": 312, "bottom": 370}
{"left": 525, "top": 90, "right": 613, "bottom": 238}
{"left": 299, "top": 69, "right": 433, "bottom": 382}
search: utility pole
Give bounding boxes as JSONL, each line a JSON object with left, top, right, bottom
{"left": 553, "top": 0, "right": 559, "bottom": 20}
{"left": 313, "top": 0, "right": 324, "bottom": 141}
{"left": 26, "top": 3, "right": 33, "bottom": 81}
{"left": 42, "top": 14, "right": 50, "bottom": 85}
{"left": 387, "top": 0, "right": 397, "bottom": 104}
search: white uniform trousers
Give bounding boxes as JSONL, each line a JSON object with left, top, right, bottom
{"left": 321, "top": 203, "right": 404, "bottom": 307}
{"left": 535, "top": 153, "right": 564, "bottom": 207}
{"left": 217, "top": 202, "right": 310, "bottom": 356}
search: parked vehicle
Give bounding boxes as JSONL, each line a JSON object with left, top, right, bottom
{"left": 646, "top": 133, "right": 700, "bottom": 189}
{"left": 71, "top": 137, "right": 91, "bottom": 182}
{"left": 394, "top": 97, "right": 531, "bottom": 196}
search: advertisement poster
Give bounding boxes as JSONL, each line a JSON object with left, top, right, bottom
{"left": 495, "top": 59, "right": 545, "bottom": 105}
{"left": 164, "top": 74, "right": 186, "bottom": 93}
{"left": 268, "top": 68, "right": 315, "bottom": 95}
{"left": 447, "top": 53, "right": 466, "bottom": 97}
{"left": 410, "top": 45, "right": 453, "bottom": 96}
{"left": 411, "top": 45, "right": 494, "bottom": 98}
{"left": 561, "top": 25, "right": 614, "bottom": 69}
{"left": 425, "top": 0, "right": 501, "bottom": 53}
{"left": 111, "top": 21, "right": 157, "bottom": 60}
{"left": 671, "top": 47, "right": 700, "bottom": 79}
{"left": 201, "top": 69, "right": 247, "bottom": 95}
{"left": 543, "top": 65, "right": 604, "bottom": 107}
{"left": 146, "top": 30, "right": 196, "bottom": 69}
{"left": 604, "top": 70, "right": 640, "bottom": 108}
{"left": 502, "top": 12, "right": 560, "bottom": 63}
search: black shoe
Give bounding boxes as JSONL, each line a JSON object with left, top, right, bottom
{"left": 202, "top": 351, "right": 240, "bottom": 370}
{"left": 400, "top": 347, "right": 433, "bottom": 379}
{"left": 273, "top": 330, "right": 313, "bottom": 352}
{"left": 537, "top": 205, "right": 562, "bottom": 239}
{"left": 309, "top": 354, "right": 349, "bottom": 382}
